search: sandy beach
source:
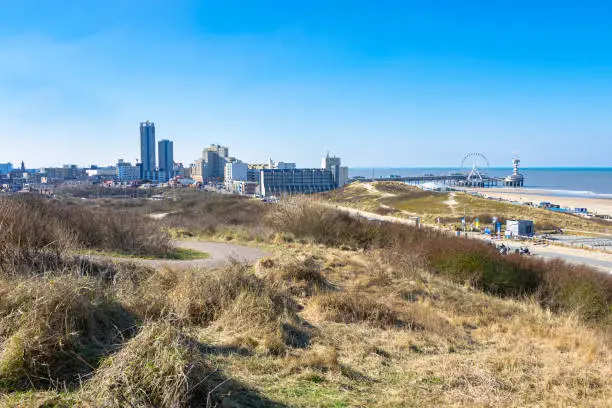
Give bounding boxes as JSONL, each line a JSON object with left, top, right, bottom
{"left": 460, "top": 187, "right": 612, "bottom": 218}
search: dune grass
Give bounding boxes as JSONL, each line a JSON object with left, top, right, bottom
{"left": 381, "top": 192, "right": 450, "bottom": 216}
{"left": 0, "top": 193, "right": 611, "bottom": 407}
{"left": 321, "top": 181, "right": 609, "bottom": 233}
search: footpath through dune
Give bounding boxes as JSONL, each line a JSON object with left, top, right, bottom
{"left": 171, "top": 240, "right": 270, "bottom": 267}
{"left": 88, "top": 240, "right": 270, "bottom": 269}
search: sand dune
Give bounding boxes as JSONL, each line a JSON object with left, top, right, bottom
{"left": 461, "top": 187, "right": 612, "bottom": 218}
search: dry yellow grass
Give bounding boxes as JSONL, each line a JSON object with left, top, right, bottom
{"left": 83, "top": 322, "right": 211, "bottom": 407}
{"left": 220, "top": 246, "right": 612, "bottom": 407}
{"left": 1, "top": 195, "right": 611, "bottom": 407}
{"left": 2, "top": 243, "right": 610, "bottom": 407}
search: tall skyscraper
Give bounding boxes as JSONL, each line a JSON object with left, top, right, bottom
{"left": 158, "top": 139, "right": 174, "bottom": 181}
{"left": 140, "top": 121, "right": 156, "bottom": 178}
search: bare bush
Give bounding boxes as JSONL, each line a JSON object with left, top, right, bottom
{"left": 0, "top": 195, "right": 171, "bottom": 260}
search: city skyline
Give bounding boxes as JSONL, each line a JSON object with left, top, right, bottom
{"left": 1, "top": 1, "right": 611, "bottom": 168}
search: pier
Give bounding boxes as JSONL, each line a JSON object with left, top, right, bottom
{"left": 351, "top": 174, "right": 503, "bottom": 187}
{"left": 350, "top": 153, "right": 519, "bottom": 188}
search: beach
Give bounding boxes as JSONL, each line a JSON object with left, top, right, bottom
{"left": 460, "top": 187, "right": 612, "bottom": 218}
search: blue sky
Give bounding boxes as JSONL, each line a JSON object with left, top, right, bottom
{"left": 1, "top": 0, "right": 611, "bottom": 168}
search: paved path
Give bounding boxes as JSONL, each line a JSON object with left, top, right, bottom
{"left": 526, "top": 245, "right": 612, "bottom": 273}
{"left": 337, "top": 204, "right": 612, "bottom": 274}
{"left": 89, "top": 241, "right": 270, "bottom": 269}
{"left": 173, "top": 240, "right": 270, "bottom": 267}
{"left": 472, "top": 234, "right": 612, "bottom": 273}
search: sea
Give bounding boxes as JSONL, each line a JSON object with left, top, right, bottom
{"left": 348, "top": 168, "right": 612, "bottom": 198}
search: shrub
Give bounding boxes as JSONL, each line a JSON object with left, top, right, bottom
{"left": 162, "top": 192, "right": 267, "bottom": 235}
{"left": 426, "top": 245, "right": 540, "bottom": 296}
{"left": 0, "top": 196, "right": 75, "bottom": 265}
{"left": 270, "top": 198, "right": 407, "bottom": 249}
{"left": 538, "top": 260, "right": 612, "bottom": 323}
{"left": 0, "top": 195, "right": 171, "bottom": 258}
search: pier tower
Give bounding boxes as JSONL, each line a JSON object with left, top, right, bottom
{"left": 504, "top": 155, "right": 524, "bottom": 187}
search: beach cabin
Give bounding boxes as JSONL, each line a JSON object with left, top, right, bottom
{"left": 506, "top": 220, "right": 535, "bottom": 238}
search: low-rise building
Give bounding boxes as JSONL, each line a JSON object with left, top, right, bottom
{"left": 260, "top": 168, "right": 336, "bottom": 197}
{"left": 117, "top": 160, "right": 141, "bottom": 182}
{"left": 226, "top": 180, "right": 259, "bottom": 195}
{"left": 506, "top": 220, "right": 534, "bottom": 237}
{"left": 41, "top": 165, "right": 83, "bottom": 180}
{"left": 86, "top": 167, "right": 117, "bottom": 178}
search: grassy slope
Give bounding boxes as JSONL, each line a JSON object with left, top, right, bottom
{"left": 227, "top": 246, "right": 612, "bottom": 407}
{"left": 454, "top": 194, "right": 609, "bottom": 233}
{"left": 3, "top": 245, "right": 609, "bottom": 407}
{"left": 323, "top": 181, "right": 609, "bottom": 232}
{"left": 1, "top": 191, "right": 611, "bottom": 407}
{"left": 323, "top": 184, "right": 389, "bottom": 214}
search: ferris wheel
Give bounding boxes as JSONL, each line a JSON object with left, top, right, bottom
{"left": 460, "top": 153, "right": 490, "bottom": 184}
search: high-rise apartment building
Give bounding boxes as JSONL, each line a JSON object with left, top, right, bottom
{"left": 140, "top": 121, "right": 156, "bottom": 179}
{"left": 158, "top": 139, "right": 174, "bottom": 181}
{"left": 203, "top": 144, "right": 230, "bottom": 180}
{"left": 0, "top": 163, "right": 13, "bottom": 175}
{"left": 321, "top": 153, "right": 349, "bottom": 187}
{"left": 191, "top": 144, "right": 230, "bottom": 182}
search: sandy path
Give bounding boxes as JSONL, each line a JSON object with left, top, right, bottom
{"left": 333, "top": 204, "right": 419, "bottom": 226}
{"left": 444, "top": 192, "right": 458, "bottom": 216}
{"left": 444, "top": 192, "right": 458, "bottom": 208}
{"left": 362, "top": 182, "right": 394, "bottom": 197}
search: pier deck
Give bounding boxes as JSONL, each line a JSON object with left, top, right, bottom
{"left": 351, "top": 174, "right": 503, "bottom": 187}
